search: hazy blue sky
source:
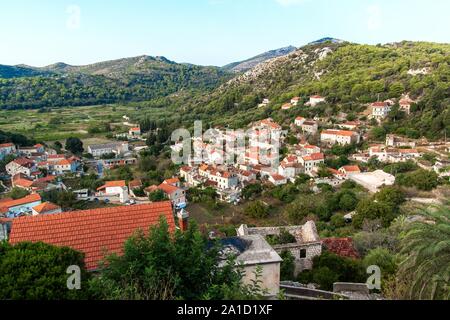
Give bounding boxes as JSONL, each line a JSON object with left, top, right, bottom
{"left": 1, "top": 0, "right": 449, "bottom": 67}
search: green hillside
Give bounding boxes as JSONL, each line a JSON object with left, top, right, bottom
{"left": 0, "top": 56, "right": 232, "bottom": 109}
{"left": 144, "top": 41, "right": 449, "bottom": 140}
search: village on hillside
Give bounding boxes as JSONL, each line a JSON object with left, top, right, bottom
{"left": 1, "top": 90, "right": 449, "bottom": 300}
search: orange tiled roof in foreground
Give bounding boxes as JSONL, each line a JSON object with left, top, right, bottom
{"left": 9, "top": 202, "right": 175, "bottom": 270}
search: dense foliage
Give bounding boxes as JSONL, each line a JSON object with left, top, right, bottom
{"left": 0, "top": 57, "right": 231, "bottom": 109}
{"left": 0, "top": 242, "right": 90, "bottom": 300}
{"left": 296, "top": 251, "right": 366, "bottom": 291}
{"left": 90, "top": 218, "right": 265, "bottom": 300}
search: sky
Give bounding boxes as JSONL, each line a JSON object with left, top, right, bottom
{"left": 0, "top": 0, "right": 449, "bottom": 67}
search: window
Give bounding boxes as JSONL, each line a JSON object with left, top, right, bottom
{"left": 300, "top": 249, "right": 307, "bottom": 259}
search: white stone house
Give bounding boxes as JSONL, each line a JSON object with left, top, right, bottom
{"left": 96, "top": 180, "right": 129, "bottom": 203}
{"left": 291, "top": 97, "right": 300, "bottom": 106}
{"left": 371, "top": 102, "right": 392, "bottom": 120}
{"left": 269, "top": 174, "right": 288, "bottom": 186}
{"left": 299, "top": 153, "right": 325, "bottom": 174}
{"left": 321, "top": 130, "right": 360, "bottom": 146}
{"left": 309, "top": 95, "right": 326, "bottom": 107}
{"left": 6, "top": 158, "right": 36, "bottom": 177}
{"left": 301, "top": 121, "right": 319, "bottom": 135}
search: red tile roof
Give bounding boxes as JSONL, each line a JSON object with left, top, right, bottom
{"left": 270, "top": 174, "right": 286, "bottom": 181}
{"left": 303, "top": 153, "right": 325, "bottom": 162}
{"left": 12, "top": 158, "right": 35, "bottom": 168}
{"left": 32, "top": 202, "right": 61, "bottom": 214}
{"left": 341, "top": 165, "right": 361, "bottom": 173}
{"left": 56, "top": 159, "right": 72, "bottom": 166}
{"left": 0, "top": 143, "right": 15, "bottom": 148}
{"left": 13, "top": 178, "right": 34, "bottom": 188}
{"left": 128, "top": 179, "right": 142, "bottom": 189}
{"left": 97, "top": 180, "right": 126, "bottom": 191}
{"left": 0, "top": 194, "right": 41, "bottom": 209}
{"left": 371, "top": 102, "right": 388, "bottom": 107}
{"left": 158, "top": 183, "right": 180, "bottom": 195}
{"left": 164, "top": 178, "right": 180, "bottom": 186}
{"left": 322, "top": 130, "right": 357, "bottom": 137}
{"left": 9, "top": 202, "right": 175, "bottom": 270}
{"left": 323, "top": 238, "right": 359, "bottom": 259}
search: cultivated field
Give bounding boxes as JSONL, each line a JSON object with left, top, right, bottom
{"left": 0, "top": 105, "right": 140, "bottom": 142}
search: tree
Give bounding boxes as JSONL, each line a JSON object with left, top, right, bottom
{"left": 89, "top": 218, "right": 265, "bottom": 300}
{"left": 42, "top": 190, "right": 77, "bottom": 209}
{"left": 396, "top": 205, "right": 450, "bottom": 300}
{"left": 65, "top": 137, "right": 84, "bottom": 155}
{"left": 338, "top": 192, "right": 358, "bottom": 212}
{"left": 353, "top": 198, "right": 395, "bottom": 229}
{"left": 298, "top": 251, "right": 366, "bottom": 291}
{"left": 396, "top": 169, "right": 439, "bottom": 191}
{"left": 241, "top": 183, "right": 263, "bottom": 200}
{"left": 8, "top": 187, "right": 30, "bottom": 200}
{"left": 279, "top": 251, "right": 295, "bottom": 281}
{"left": 0, "top": 242, "right": 90, "bottom": 300}
{"left": 149, "top": 189, "right": 168, "bottom": 202}
{"left": 375, "top": 187, "right": 405, "bottom": 208}
{"left": 363, "top": 248, "right": 397, "bottom": 280}
{"left": 244, "top": 201, "right": 269, "bottom": 219}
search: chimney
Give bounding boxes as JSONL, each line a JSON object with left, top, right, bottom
{"left": 177, "top": 209, "right": 190, "bottom": 232}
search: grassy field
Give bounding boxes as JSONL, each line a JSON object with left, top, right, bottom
{"left": 0, "top": 105, "right": 141, "bottom": 142}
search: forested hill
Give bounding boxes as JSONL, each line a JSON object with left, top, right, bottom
{"left": 160, "top": 40, "right": 449, "bottom": 140}
{"left": 0, "top": 56, "right": 232, "bottom": 109}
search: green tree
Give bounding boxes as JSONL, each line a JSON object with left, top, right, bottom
{"left": 149, "top": 189, "right": 168, "bottom": 202}
{"left": 353, "top": 198, "right": 394, "bottom": 229}
{"left": 363, "top": 248, "right": 397, "bottom": 280}
{"left": 65, "top": 137, "right": 84, "bottom": 155}
{"left": 0, "top": 242, "right": 90, "bottom": 300}
{"left": 8, "top": 187, "right": 30, "bottom": 200}
{"left": 396, "top": 169, "right": 439, "bottom": 191}
{"left": 90, "top": 218, "right": 265, "bottom": 300}
{"left": 279, "top": 251, "right": 295, "bottom": 281}
{"left": 375, "top": 187, "right": 405, "bottom": 208}
{"left": 244, "top": 201, "right": 269, "bottom": 219}
{"left": 396, "top": 205, "right": 450, "bottom": 300}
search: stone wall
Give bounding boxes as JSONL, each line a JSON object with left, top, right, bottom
{"left": 237, "top": 222, "right": 322, "bottom": 275}
{"left": 242, "top": 262, "right": 281, "bottom": 297}
{"left": 273, "top": 242, "right": 322, "bottom": 274}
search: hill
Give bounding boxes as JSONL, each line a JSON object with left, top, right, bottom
{"left": 143, "top": 40, "right": 449, "bottom": 140}
{"left": 223, "top": 46, "right": 297, "bottom": 73}
{"left": 0, "top": 64, "right": 51, "bottom": 79}
{"left": 0, "top": 56, "right": 232, "bottom": 109}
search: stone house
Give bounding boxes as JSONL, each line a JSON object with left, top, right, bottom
{"left": 237, "top": 221, "right": 322, "bottom": 275}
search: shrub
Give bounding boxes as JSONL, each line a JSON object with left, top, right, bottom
{"left": 244, "top": 201, "right": 269, "bottom": 219}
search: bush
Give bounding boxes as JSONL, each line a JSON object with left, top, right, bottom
{"left": 241, "top": 183, "right": 263, "bottom": 200}
{"left": 298, "top": 251, "right": 366, "bottom": 290}
{"left": 280, "top": 251, "right": 296, "bottom": 281}
{"left": 8, "top": 187, "right": 29, "bottom": 200}
{"left": 244, "top": 201, "right": 269, "bottom": 219}
{"left": 396, "top": 169, "right": 439, "bottom": 191}
{"left": 149, "top": 189, "right": 168, "bottom": 202}
{"left": 330, "top": 214, "right": 346, "bottom": 229}
{"left": 266, "top": 229, "right": 296, "bottom": 246}
{"left": 0, "top": 242, "right": 90, "bottom": 300}
{"left": 363, "top": 248, "right": 397, "bottom": 279}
